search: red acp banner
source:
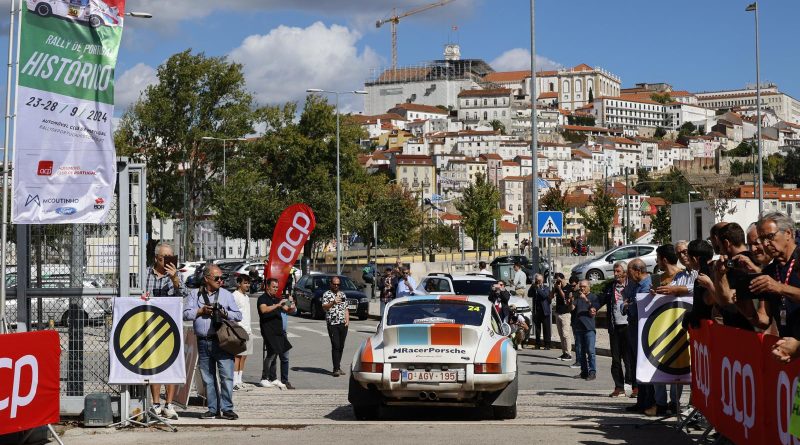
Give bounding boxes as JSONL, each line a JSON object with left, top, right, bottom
{"left": 266, "top": 204, "right": 316, "bottom": 296}
{"left": 0, "top": 330, "right": 60, "bottom": 435}
{"left": 761, "top": 335, "right": 800, "bottom": 445}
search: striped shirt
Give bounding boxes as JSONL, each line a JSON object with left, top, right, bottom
{"left": 144, "top": 267, "right": 187, "bottom": 298}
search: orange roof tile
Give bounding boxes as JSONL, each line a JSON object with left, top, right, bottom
{"left": 537, "top": 92, "right": 558, "bottom": 99}
{"left": 483, "top": 70, "right": 531, "bottom": 83}
{"left": 572, "top": 63, "right": 594, "bottom": 72}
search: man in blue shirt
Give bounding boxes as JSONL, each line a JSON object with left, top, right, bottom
{"left": 572, "top": 280, "right": 600, "bottom": 380}
{"left": 395, "top": 267, "right": 417, "bottom": 298}
{"left": 184, "top": 264, "right": 242, "bottom": 420}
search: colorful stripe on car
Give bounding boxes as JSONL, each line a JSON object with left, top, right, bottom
{"left": 394, "top": 324, "right": 464, "bottom": 346}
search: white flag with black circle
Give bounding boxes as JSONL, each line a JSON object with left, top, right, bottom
{"left": 636, "top": 293, "right": 693, "bottom": 384}
{"left": 109, "top": 298, "right": 186, "bottom": 384}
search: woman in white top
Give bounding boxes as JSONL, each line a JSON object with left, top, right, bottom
{"left": 232, "top": 275, "right": 254, "bottom": 390}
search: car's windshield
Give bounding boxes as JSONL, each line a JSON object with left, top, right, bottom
{"left": 387, "top": 300, "right": 485, "bottom": 326}
{"left": 452, "top": 280, "right": 494, "bottom": 296}
{"left": 314, "top": 276, "right": 358, "bottom": 291}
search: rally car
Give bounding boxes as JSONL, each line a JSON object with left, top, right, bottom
{"left": 28, "top": 0, "right": 122, "bottom": 28}
{"left": 348, "top": 296, "right": 518, "bottom": 420}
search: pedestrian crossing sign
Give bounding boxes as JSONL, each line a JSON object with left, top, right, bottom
{"left": 537, "top": 211, "right": 563, "bottom": 238}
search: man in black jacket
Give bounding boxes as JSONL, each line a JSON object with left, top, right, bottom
{"left": 598, "top": 261, "right": 634, "bottom": 397}
{"left": 528, "top": 273, "right": 552, "bottom": 349}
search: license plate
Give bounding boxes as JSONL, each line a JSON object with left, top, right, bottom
{"left": 403, "top": 370, "right": 458, "bottom": 382}
{"left": 348, "top": 304, "right": 357, "bottom": 310}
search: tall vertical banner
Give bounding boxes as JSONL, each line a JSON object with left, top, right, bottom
{"left": 12, "top": 0, "right": 127, "bottom": 223}
{"left": 636, "top": 293, "right": 693, "bottom": 384}
{"left": 267, "top": 204, "right": 316, "bottom": 296}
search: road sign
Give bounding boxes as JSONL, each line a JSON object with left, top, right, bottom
{"left": 537, "top": 211, "right": 563, "bottom": 238}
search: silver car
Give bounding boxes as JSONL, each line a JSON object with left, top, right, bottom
{"left": 570, "top": 244, "right": 659, "bottom": 281}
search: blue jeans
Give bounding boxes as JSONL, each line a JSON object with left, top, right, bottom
{"left": 655, "top": 384, "right": 684, "bottom": 407}
{"left": 574, "top": 330, "right": 596, "bottom": 375}
{"left": 198, "top": 338, "right": 235, "bottom": 414}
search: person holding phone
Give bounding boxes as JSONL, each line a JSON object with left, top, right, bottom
{"left": 257, "top": 278, "right": 292, "bottom": 389}
{"left": 144, "top": 242, "right": 187, "bottom": 420}
{"left": 396, "top": 267, "right": 417, "bottom": 298}
{"left": 322, "top": 277, "right": 350, "bottom": 376}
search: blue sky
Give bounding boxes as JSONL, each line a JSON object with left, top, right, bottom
{"left": 1, "top": 0, "right": 797, "bottom": 116}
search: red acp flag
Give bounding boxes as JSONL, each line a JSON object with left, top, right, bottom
{"left": 266, "top": 204, "right": 316, "bottom": 296}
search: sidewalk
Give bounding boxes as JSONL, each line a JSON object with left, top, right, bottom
{"left": 367, "top": 300, "right": 612, "bottom": 357}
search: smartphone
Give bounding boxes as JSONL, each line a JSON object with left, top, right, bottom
{"left": 164, "top": 255, "right": 178, "bottom": 269}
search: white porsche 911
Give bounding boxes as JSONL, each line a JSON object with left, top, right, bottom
{"left": 348, "top": 295, "right": 518, "bottom": 420}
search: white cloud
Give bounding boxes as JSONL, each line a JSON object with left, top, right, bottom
{"left": 229, "top": 22, "right": 380, "bottom": 110}
{"left": 114, "top": 63, "right": 157, "bottom": 111}
{"left": 490, "top": 48, "right": 562, "bottom": 72}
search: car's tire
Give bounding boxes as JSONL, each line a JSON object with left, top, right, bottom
{"left": 493, "top": 403, "right": 517, "bottom": 420}
{"left": 586, "top": 269, "right": 604, "bottom": 281}
{"left": 311, "top": 300, "right": 324, "bottom": 320}
{"left": 352, "top": 403, "right": 380, "bottom": 420}
{"left": 35, "top": 3, "right": 52, "bottom": 17}
{"left": 89, "top": 15, "right": 102, "bottom": 28}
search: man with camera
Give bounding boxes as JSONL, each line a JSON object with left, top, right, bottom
{"left": 183, "top": 265, "right": 243, "bottom": 420}
{"left": 145, "top": 242, "right": 187, "bottom": 420}
{"left": 489, "top": 280, "right": 511, "bottom": 322}
{"left": 257, "top": 278, "right": 293, "bottom": 389}
{"left": 551, "top": 273, "right": 574, "bottom": 361}
{"left": 507, "top": 304, "right": 529, "bottom": 350}
{"left": 396, "top": 267, "right": 417, "bottom": 298}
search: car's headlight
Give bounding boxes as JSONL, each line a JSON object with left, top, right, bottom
{"left": 359, "top": 297, "right": 369, "bottom": 303}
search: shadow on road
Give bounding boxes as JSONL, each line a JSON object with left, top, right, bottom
{"left": 291, "top": 366, "right": 333, "bottom": 376}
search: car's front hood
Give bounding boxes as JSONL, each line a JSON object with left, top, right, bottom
{"left": 380, "top": 324, "right": 483, "bottom": 363}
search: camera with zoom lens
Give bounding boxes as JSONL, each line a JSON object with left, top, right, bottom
{"left": 724, "top": 259, "right": 736, "bottom": 269}
{"left": 210, "top": 302, "right": 224, "bottom": 324}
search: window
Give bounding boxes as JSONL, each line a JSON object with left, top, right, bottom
{"left": 563, "top": 80, "right": 570, "bottom": 93}
{"left": 228, "top": 247, "right": 233, "bottom": 255}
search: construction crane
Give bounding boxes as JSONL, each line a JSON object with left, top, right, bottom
{"left": 376, "top": 0, "right": 456, "bottom": 71}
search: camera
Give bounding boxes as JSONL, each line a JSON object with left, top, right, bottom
{"left": 724, "top": 259, "right": 736, "bottom": 269}
{"left": 210, "top": 302, "right": 223, "bottom": 325}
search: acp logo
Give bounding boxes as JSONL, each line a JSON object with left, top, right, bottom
{"left": 0, "top": 355, "right": 38, "bottom": 419}
{"left": 640, "top": 301, "right": 692, "bottom": 375}
{"left": 775, "top": 371, "right": 800, "bottom": 445}
{"left": 37, "top": 160, "right": 53, "bottom": 176}
{"left": 25, "top": 195, "right": 40, "bottom": 207}
{"left": 691, "top": 339, "right": 711, "bottom": 407}
{"left": 720, "top": 357, "right": 757, "bottom": 440}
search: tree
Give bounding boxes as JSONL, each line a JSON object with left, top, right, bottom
{"left": 489, "top": 119, "right": 506, "bottom": 135}
{"left": 727, "top": 141, "right": 755, "bottom": 157}
{"left": 779, "top": 148, "right": 800, "bottom": 184}
{"left": 455, "top": 172, "right": 501, "bottom": 260}
{"left": 115, "top": 50, "right": 257, "bottom": 259}
{"left": 578, "top": 184, "right": 616, "bottom": 250}
{"left": 651, "top": 206, "right": 672, "bottom": 245}
{"left": 421, "top": 222, "right": 459, "bottom": 253}
{"left": 567, "top": 115, "right": 596, "bottom": 127}
{"left": 650, "top": 92, "right": 673, "bottom": 104}
{"left": 539, "top": 185, "right": 567, "bottom": 213}
{"left": 588, "top": 88, "right": 594, "bottom": 103}
{"left": 654, "top": 126, "right": 667, "bottom": 139}
{"left": 562, "top": 130, "right": 588, "bottom": 143}
{"left": 677, "top": 121, "right": 697, "bottom": 139}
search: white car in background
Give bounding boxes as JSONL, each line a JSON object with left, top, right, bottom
{"left": 349, "top": 296, "right": 518, "bottom": 420}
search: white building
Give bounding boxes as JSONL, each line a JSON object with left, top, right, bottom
{"left": 695, "top": 84, "right": 800, "bottom": 124}
{"left": 387, "top": 103, "right": 450, "bottom": 122}
{"left": 457, "top": 88, "right": 513, "bottom": 131}
{"left": 665, "top": 102, "right": 716, "bottom": 131}
{"left": 592, "top": 95, "right": 667, "bottom": 137}
{"left": 527, "top": 64, "right": 622, "bottom": 111}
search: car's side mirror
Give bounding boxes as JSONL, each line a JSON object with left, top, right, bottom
{"left": 500, "top": 322, "right": 512, "bottom": 337}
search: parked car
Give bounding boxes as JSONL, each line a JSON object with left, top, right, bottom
{"left": 348, "top": 295, "right": 518, "bottom": 420}
{"left": 179, "top": 261, "right": 203, "bottom": 286}
{"left": 293, "top": 274, "right": 369, "bottom": 320}
{"left": 490, "top": 255, "right": 550, "bottom": 284}
{"left": 188, "top": 258, "right": 247, "bottom": 288}
{"left": 414, "top": 273, "right": 533, "bottom": 342}
{"left": 570, "top": 244, "right": 659, "bottom": 281}
{"left": 224, "top": 261, "right": 265, "bottom": 291}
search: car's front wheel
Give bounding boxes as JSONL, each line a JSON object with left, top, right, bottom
{"left": 493, "top": 403, "right": 517, "bottom": 420}
{"left": 586, "top": 269, "right": 604, "bottom": 281}
{"left": 35, "top": 3, "right": 52, "bottom": 17}
{"left": 89, "top": 15, "right": 102, "bottom": 28}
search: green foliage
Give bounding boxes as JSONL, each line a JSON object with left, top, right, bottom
{"left": 730, "top": 159, "right": 753, "bottom": 176}
{"left": 578, "top": 184, "right": 617, "bottom": 251}
{"left": 652, "top": 206, "right": 672, "bottom": 245}
{"left": 455, "top": 172, "right": 501, "bottom": 257}
{"left": 115, "top": 50, "right": 257, "bottom": 258}
{"left": 562, "top": 130, "right": 588, "bottom": 143}
{"left": 677, "top": 121, "right": 698, "bottom": 139}
{"left": 634, "top": 169, "right": 692, "bottom": 203}
{"left": 421, "top": 222, "right": 459, "bottom": 253}
{"left": 727, "top": 141, "right": 755, "bottom": 157}
{"left": 654, "top": 126, "right": 667, "bottom": 139}
{"left": 588, "top": 89, "right": 594, "bottom": 103}
{"left": 779, "top": 149, "right": 800, "bottom": 184}
{"left": 539, "top": 185, "right": 567, "bottom": 213}
{"left": 489, "top": 119, "right": 506, "bottom": 135}
{"left": 567, "top": 115, "right": 596, "bottom": 127}
{"left": 650, "top": 92, "right": 673, "bottom": 104}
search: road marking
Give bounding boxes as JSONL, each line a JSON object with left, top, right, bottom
{"left": 292, "top": 326, "right": 328, "bottom": 336}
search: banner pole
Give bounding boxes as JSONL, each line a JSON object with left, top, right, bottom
{"left": 0, "top": 0, "right": 20, "bottom": 334}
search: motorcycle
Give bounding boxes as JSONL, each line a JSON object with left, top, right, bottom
{"left": 571, "top": 244, "right": 595, "bottom": 256}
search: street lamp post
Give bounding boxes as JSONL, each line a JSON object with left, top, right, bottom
{"left": 201, "top": 137, "right": 247, "bottom": 187}
{"left": 306, "top": 89, "right": 368, "bottom": 275}
{"left": 688, "top": 191, "right": 701, "bottom": 241}
{"left": 746, "top": 2, "right": 763, "bottom": 215}
{"left": 529, "top": 0, "right": 539, "bottom": 269}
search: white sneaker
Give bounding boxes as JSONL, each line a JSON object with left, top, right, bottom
{"left": 162, "top": 404, "right": 179, "bottom": 420}
{"left": 260, "top": 379, "right": 274, "bottom": 388}
{"left": 150, "top": 404, "right": 162, "bottom": 416}
{"left": 272, "top": 380, "right": 287, "bottom": 390}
